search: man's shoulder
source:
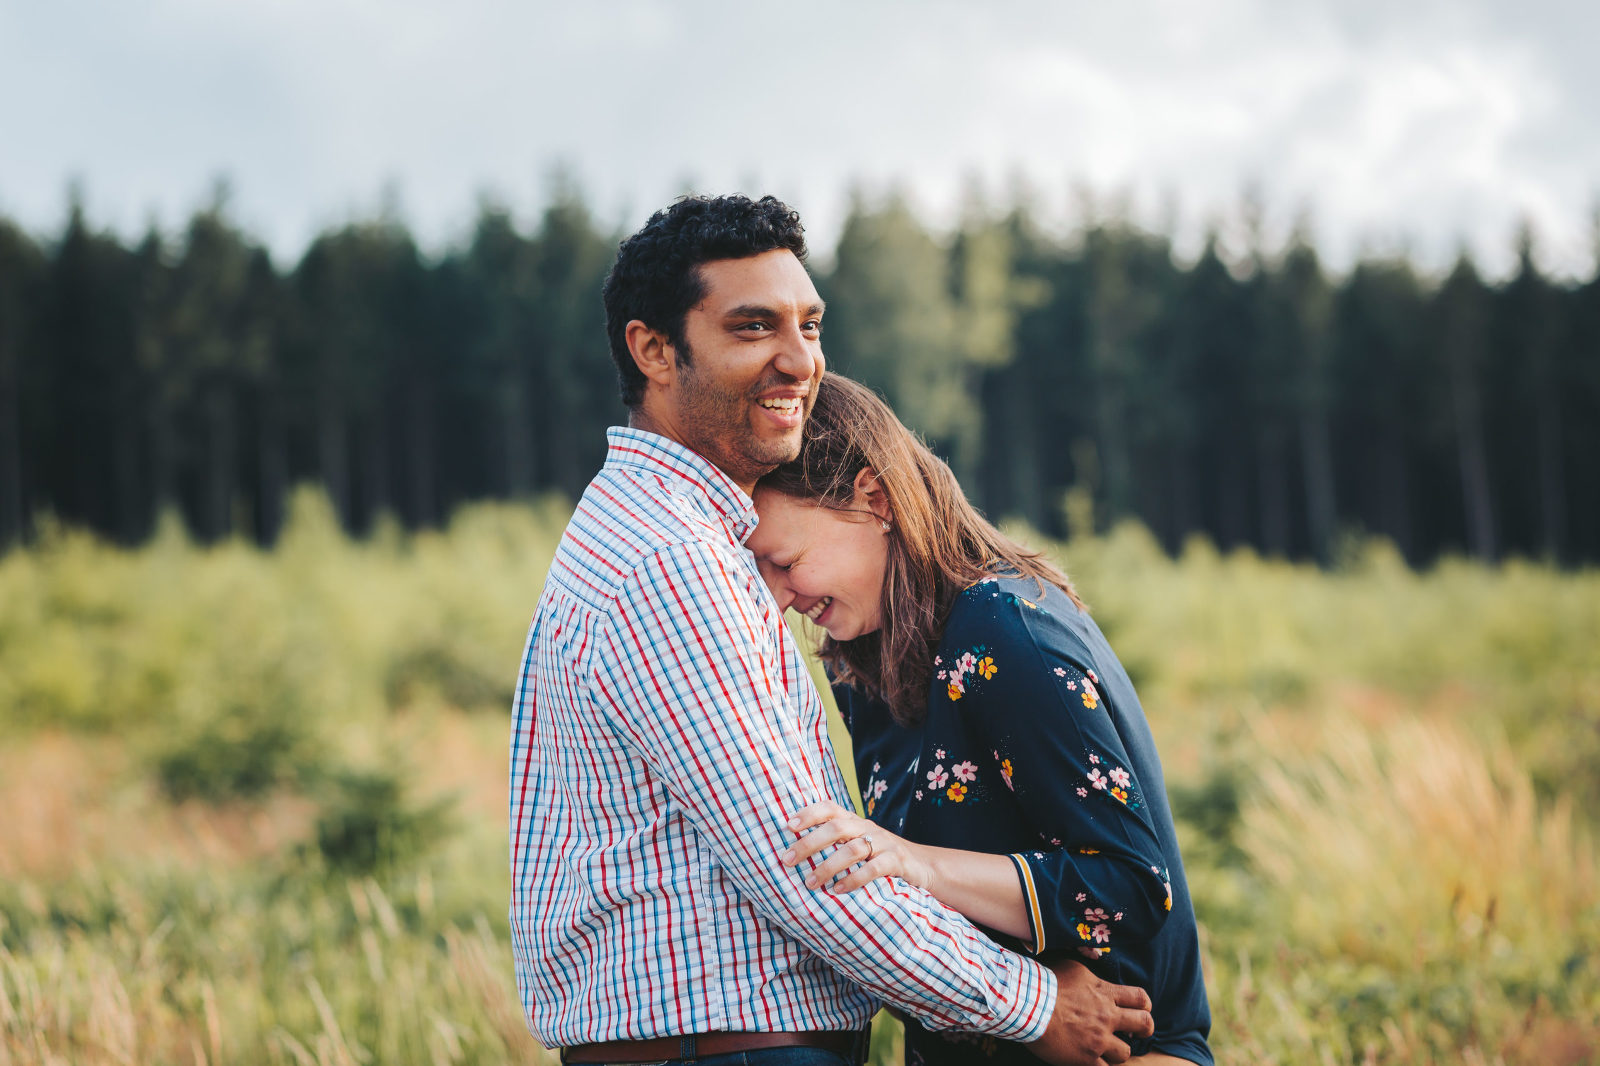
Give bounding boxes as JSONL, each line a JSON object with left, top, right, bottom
{"left": 546, "top": 464, "right": 754, "bottom": 610}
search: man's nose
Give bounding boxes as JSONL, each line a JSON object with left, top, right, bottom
{"left": 772, "top": 321, "right": 822, "bottom": 381}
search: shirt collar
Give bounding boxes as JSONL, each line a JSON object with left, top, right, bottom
{"left": 604, "top": 426, "right": 760, "bottom": 543}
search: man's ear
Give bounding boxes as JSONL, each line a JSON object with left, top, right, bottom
{"left": 853, "top": 466, "right": 892, "bottom": 523}
{"left": 626, "top": 320, "right": 678, "bottom": 390}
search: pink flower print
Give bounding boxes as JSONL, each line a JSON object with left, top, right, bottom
{"left": 1049, "top": 837, "right": 1062, "bottom": 846}
{"left": 1087, "top": 768, "right": 1107, "bottom": 790}
{"left": 1108, "top": 767, "right": 1131, "bottom": 789}
{"left": 935, "top": 749, "right": 947, "bottom": 760}
{"left": 1075, "top": 893, "right": 1087, "bottom": 902}
{"left": 927, "top": 765, "right": 949, "bottom": 790}
{"left": 957, "top": 652, "right": 976, "bottom": 675}
{"left": 1087, "top": 670, "right": 1100, "bottom": 684}
{"left": 934, "top": 655, "right": 942, "bottom": 665}
{"left": 953, "top": 761, "right": 978, "bottom": 783}
{"left": 1092, "top": 923, "right": 1111, "bottom": 944}
{"left": 1114, "top": 912, "right": 1124, "bottom": 921}
{"left": 1064, "top": 680, "right": 1077, "bottom": 691}
{"left": 1084, "top": 908, "right": 1107, "bottom": 923}
{"left": 936, "top": 670, "right": 947, "bottom": 681}
{"left": 1076, "top": 787, "right": 1088, "bottom": 797}
{"left": 872, "top": 779, "right": 887, "bottom": 799}
{"left": 872, "top": 762, "right": 881, "bottom": 773}
{"left": 915, "top": 790, "right": 924, "bottom": 801}
{"left": 1053, "top": 667, "right": 1066, "bottom": 677}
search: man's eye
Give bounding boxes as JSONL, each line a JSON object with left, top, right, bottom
{"left": 741, "top": 322, "right": 771, "bottom": 332}
{"left": 804, "top": 320, "right": 823, "bottom": 334}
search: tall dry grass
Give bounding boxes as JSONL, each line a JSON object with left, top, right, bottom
{"left": 1, "top": 495, "right": 1597, "bottom": 1064}
{"left": 0, "top": 870, "right": 555, "bottom": 1066}
{"left": 1202, "top": 715, "right": 1600, "bottom": 1065}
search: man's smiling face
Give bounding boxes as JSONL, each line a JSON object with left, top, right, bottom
{"left": 662, "top": 249, "right": 826, "bottom": 491}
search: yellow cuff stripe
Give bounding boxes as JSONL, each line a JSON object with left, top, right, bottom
{"left": 1010, "top": 853, "right": 1045, "bottom": 955}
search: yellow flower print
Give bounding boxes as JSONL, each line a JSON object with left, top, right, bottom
{"left": 867, "top": 797, "right": 876, "bottom": 815}
{"left": 947, "top": 783, "right": 968, "bottom": 802}
{"left": 977, "top": 656, "right": 997, "bottom": 680}
{"left": 1081, "top": 689, "right": 1099, "bottom": 710}
{"left": 1110, "top": 786, "right": 1129, "bottom": 804}
{"left": 1078, "top": 847, "right": 1100, "bottom": 855}
{"left": 1000, "top": 758, "right": 1014, "bottom": 790}
{"left": 947, "top": 682, "right": 964, "bottom": 701}
{"left": 1076, "top": 922, "right": 1092, "bottom": 941}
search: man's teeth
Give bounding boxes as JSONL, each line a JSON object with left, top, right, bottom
{"left": 805, "top": 597, "right": 832, "bottom": 622}
{"left": 758, "top": 397, "right": 802, "bottom": 414}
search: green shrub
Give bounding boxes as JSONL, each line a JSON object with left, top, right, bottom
{"left": 312, "top": 768, "right": 454, "bottom": 876}
{"left": 154, "top": 693, "right": 324, "bottom": 803}
{"left": 383, "top": 637, "right": 512, "bottom": 712}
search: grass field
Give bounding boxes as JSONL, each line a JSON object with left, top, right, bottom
{"left": 2, "top": 489, "right": 1597, "bottom": 1065}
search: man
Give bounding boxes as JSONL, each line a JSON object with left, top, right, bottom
{"left": 509, "top": 194, "right": 1153, "bottom": 1066}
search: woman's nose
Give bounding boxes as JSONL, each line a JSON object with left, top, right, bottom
{"left": 757, "top": 562, "right": 794, "bottom": 609}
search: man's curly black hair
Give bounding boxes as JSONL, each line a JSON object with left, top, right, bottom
{"left": 602, "top": 194, "right": 808, "bottom": 407}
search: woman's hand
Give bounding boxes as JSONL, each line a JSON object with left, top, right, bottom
{"left": 779, "top": 800, "right": 933, "bottom": 894}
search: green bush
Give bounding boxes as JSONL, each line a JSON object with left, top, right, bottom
{"left": 154, "top": 693, "right": 324, "bottom": 803}
{"left": 312, "top": 768, "right": 455, "bottom": 876}
{"left": 383, "top": 637, "right": 512, "bottom": 712}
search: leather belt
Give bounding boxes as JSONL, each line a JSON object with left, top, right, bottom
{"left": 560, "top": 1028, "right": 869, "bottom": 1063}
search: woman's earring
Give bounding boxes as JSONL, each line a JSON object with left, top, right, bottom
{"left": 880, "top": 520, "right": 892, "bottom": 533}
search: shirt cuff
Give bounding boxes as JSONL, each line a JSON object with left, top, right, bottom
{"left": 986, "top": 951, "right": 1057, "bottom": 1044}
{"left": 1009, "top": 853, "right": 1046, "bottom": 956}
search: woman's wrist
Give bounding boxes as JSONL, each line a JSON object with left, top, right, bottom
{"left": 904, "top": 841, "right": 937, "bottom": 894}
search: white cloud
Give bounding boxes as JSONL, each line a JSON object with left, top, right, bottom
{"left": 0, "top": 0, "right": 1592, "bottom": 278}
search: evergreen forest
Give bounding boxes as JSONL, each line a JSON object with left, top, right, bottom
{"left": 3, "top": 184, "right": 1597, "bottom": 565}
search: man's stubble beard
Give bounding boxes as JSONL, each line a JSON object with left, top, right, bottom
{"left": 674, "top": 346, "right": 806, "bottom": 486}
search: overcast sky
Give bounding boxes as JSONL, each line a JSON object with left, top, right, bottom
{"left": 2, "top": 0, "right": 1596, "bottom": 278}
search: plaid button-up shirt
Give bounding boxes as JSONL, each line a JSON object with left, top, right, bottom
{"left": 509, "top": 427, "right": 1055, "bottom": 1049}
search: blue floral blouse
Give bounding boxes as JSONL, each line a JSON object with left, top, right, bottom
{"left": 835, "top": 574, "right": 1213, "bottom": 1066}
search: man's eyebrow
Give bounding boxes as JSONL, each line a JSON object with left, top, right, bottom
{"left": 723, "top": 300, "right": 827, "bottom": 319}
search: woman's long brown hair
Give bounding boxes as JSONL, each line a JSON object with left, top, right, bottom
{"left": 758, "top": 373, "right": 1081, "bottom": 726}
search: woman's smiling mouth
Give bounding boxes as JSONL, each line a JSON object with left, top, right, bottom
{"left": 804, "top": 596, "right": 833, "bottom": 624}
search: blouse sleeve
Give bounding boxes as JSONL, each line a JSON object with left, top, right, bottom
{"left": 946, "top": 591, "right": 1173, "bottom": 958}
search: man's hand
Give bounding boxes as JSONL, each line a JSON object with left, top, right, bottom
{"left": 1024, "top": 959, "right": 1154, "bottom": 1066}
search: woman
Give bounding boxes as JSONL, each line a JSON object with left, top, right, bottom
{"left": 748, "top": 374, "right": 1212, "bottom": 1066}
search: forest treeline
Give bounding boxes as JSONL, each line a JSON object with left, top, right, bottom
{"left": 1, "top": 185, "right": 1597, "bottom": 565}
